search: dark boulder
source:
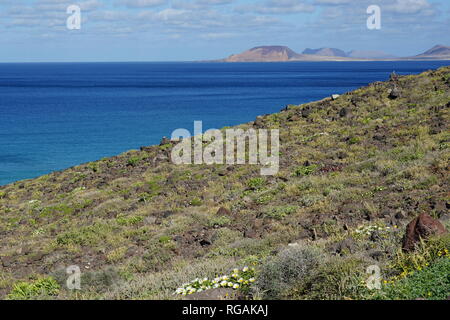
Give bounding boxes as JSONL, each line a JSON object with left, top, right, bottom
{"left": 330, "top": 238, "right": 356, "bottom": 255}
{"left": 216, "top": 207, "right": 232, "bottom": 216}
{"left": 388, "top": 86, "right": 400, "bottom": 99}
{"left": 254, "top": 116, "right": 265, "bottom": 128}
{"left": 402, "top": 213, "right": 447, "bottom": 251}
{"left": 152, "top": 153, "right": 169, "bottom": 165}
{"left": 301, "top": 106, "right": 312, "bottom": 118}
{"left": 140, "top": 146, "right": 153, "bottom": 152}
{"left": 367, "top": 250, "right": 384, "bottom": 262}
{"left": 339, "top": 108, "right": 348, "bottom": 117}
{"left": 1, "top": 256, "right": 14, "bottom": 268}
{"left": 287, "top": 114, "right": 301, "bottom": 122}
{"left": 395, "top": 210, "right": 407, "bottom": 220}
{"left": 244, "top": 228, "right": 258, "bottom": 239}
{"left": 331, "top": 94, "right": 340, "bottom": 100}
{"left": 281, "top": 105, "right": 292, "bottom": 112}
{"left": 159, "top": 136, "right": 171, "bottom": 146}
{"left": 199, "top": 239, "right": 212, "bottom": 247}
{"left": 389, "top": 71, "right": 398, "bottom": 82}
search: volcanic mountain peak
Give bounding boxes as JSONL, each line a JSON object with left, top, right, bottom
{"left": 223, "top": 45, "right": 301, "bottom": 62}
{"left": 418, "top": 44, "right": 450, "bottom": 57}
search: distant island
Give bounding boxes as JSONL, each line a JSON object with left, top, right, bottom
{"left": 213, "top": 44, "right": 450, "bottom": 62}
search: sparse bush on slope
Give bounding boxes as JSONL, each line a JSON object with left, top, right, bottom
{"left": 254, "top": 245, "right": 322, "bottom": 299}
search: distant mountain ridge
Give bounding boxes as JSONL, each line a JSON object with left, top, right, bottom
{"left": 303, "top": 48, "right": 396, "bottom": 59}
{"left": 302, "top": 48, "right": 347, "bottom": 57}
{"left": 416, "top": 45, "right": 450, "bottom": 58}
{"left": 217, "top": 45, "right": 450, "bottom": 62}
{"left": 347, "top": 50, "right": 396, "bottom": 59}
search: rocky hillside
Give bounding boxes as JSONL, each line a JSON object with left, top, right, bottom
{"left": 0, "top": 67, "right": 449, "bottom": 300}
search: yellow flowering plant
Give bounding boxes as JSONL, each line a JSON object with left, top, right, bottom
{"left": 384, "top": 234, "right": 449, "bottom": 285}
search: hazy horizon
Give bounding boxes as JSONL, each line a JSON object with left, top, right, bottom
{"left": 0, "top": 0, "right": 449, "bottom": 62}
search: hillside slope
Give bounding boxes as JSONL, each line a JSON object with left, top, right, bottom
{"left": 0, "top": 67, "right": 449, "bottom": 300}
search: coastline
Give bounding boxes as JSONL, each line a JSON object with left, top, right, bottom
{"left": 0, "top": 66, "right": 449, "bottom": 300}
{"left": 1, "top": 61, "right": 450, "bottom": 187}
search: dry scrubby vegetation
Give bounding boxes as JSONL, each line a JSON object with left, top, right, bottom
{"left": 0, "top": 67, "right": 449, "bottom": 300}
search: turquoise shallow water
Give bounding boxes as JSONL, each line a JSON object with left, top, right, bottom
{"left": 0, "top": 60, "right": 448, "bottom": 186}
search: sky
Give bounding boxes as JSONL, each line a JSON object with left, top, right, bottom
{"left": 0, "top": 0, "right": 449, "bottom": 62}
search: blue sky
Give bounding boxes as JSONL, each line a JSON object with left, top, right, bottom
{"left": 0, "top": 0, "right": 449, "bottom": 62}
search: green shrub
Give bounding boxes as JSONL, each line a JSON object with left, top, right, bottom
{"left": 40, "top": 203, "right": 74, "bottom": 217}
{"left": 82, "top": 268, "right": 121, "bottom": 292}
{"left": 107, "top": 247, "right": 128, "bottom": 263}
{"left": 127, "top": 156, "right": 140, "bottom": 167}
{"left": 116, "top": 215, "right": 143, "bottom": 226}
{"left": 141, "top": 242, "right": 175, "bottom": 271}
{"left": 373, "top": 257, "right": 450, "bottom": 300}
{"left": 293, "top": 164, "right": 318, "bottom": 177}
{"left": 254, "top": 245, "right": 322, "bottom": 299}
{"left": 158, "top": 235, "right": 172, "bottom": 244}
{"left": 298, "top": 256, "right": 368, "bottom": 300}
{"left": 348, "top": 137, "right": 361, "bottom": 145}
{"left": 160, "top": 143, "right": 172, "bottom": 150}
{"left": 190, "top": 198, "right": 202, "bottom": 206}
{"left": 414, "top": 175, "right": 438, "bottom": 189}
{"left": 389, "top": 234, "right": 450, "bottom": 278}
{"left": 87, "top": 162, "right": 99, "bottom": 173}
{"left": 265, "top": 206, "right": 297, "bottom": 220}
{"left": 397, "top": 149, "right": 424, "bottom": 162}
{"left": 146, "top": 178, "right": 162, "bottom": 195}
{"left": 56, "top": 223, "right": 114, "bottom": 246}
{"left": 208, "top": 215, "right": 232, "bottom": 227}
{"left": 247, "top": 177, "right": 266, "bottom": 191}
{"left": 138, "top": 192, "right": 152, "bottom": 203}
{"left": 254, "top": 193, "right": 273, "bottom": 205}
{"left": 7, "top": 277, "right": 60, "bottom": 300}
{"left": 53, "top": 267, "right": 121, "bottom": 294}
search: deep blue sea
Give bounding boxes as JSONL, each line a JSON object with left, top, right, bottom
{"left": 0, "top": 61, "right": 449, "bottom": 186}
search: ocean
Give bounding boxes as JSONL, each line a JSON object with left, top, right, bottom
{"left": 0, "top": 60, "right": 449, "bottom": 186}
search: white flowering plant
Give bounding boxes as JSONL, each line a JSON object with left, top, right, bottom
{"left": 352, "top": 222, "right": 396, "bottom": 239}
{"left": 174, "top": 266, "right": 256, "bottom": 296}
